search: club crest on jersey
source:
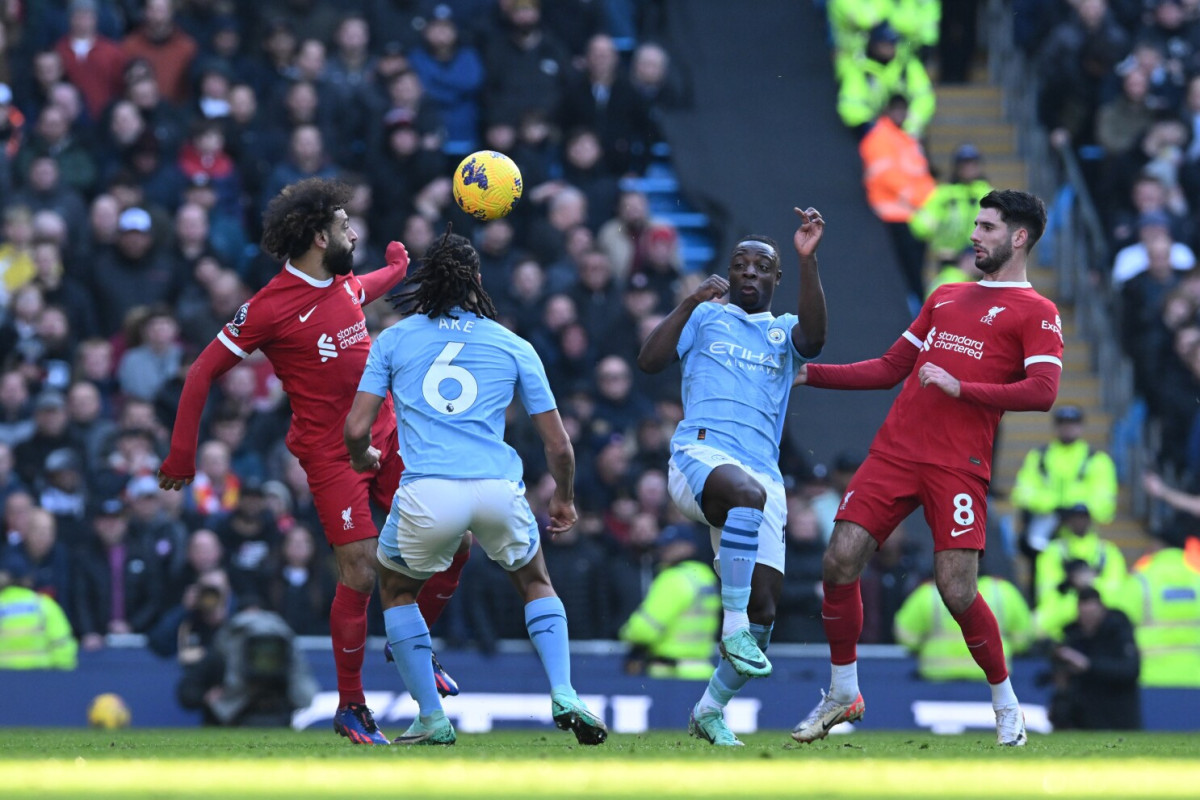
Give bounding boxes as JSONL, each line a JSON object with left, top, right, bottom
{"left": 344, "top": 281, "right": 364, "bottom": 305}
{"left": 980, "top": 306, "right": 1007, "bottom": 325}
{"left": 768, "top": 328, "right": 786, "bottom": 344}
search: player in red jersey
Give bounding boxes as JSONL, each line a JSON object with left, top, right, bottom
{"left": 790, "top": 190, "right": 1061, "bottom": 747}
{"left": 157, "top": 178, "right": 470, "bottom": 744}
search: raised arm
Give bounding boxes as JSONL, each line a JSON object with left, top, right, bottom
{"left": 791, "top": 207, "right": 827, "bottom": 359}
{"left": 344, "top": 390, "right": 387, "bottom": 472}
{"left": 358, "top": 241, "right": 410, "bottom": 304}
{"left": 530, "top": 408, "right": 577, "bottom": 536}
{"left": 157, "top": 338, "right": 242, "bottom": 489}
{"left": 637, "top": 275, "right": 728, "bottom": 373}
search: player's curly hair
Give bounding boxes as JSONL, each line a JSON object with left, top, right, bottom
{"left": 260, "top": 178, "right": 354, "bottom": 262}
{"left": 390, "top": 226, "right": 497, "bottom": 320}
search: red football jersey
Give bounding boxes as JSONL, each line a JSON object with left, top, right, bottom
{"left": 217, "top": 263, "right": 395, "bottom": 460}
{"left": 871, "top": 280, "right": 1063, "bottom": 480}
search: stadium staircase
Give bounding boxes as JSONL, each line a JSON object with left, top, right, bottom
{"left": 923, "top": 78, "right": 1150, "bottom": 559}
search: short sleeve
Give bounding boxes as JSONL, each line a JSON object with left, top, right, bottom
{"left": 677, "top": 302, "right": 714, "bottom": 359}
{"left": 217, "top": 295, "right": 275, "bottom": 359}
{"left": 1022, "top": 299, "right": 1065, "bottom": 370}
{"left": 357, "top": 328, "right": 393, "bottom": 397}
{"left": 513, "top": 339, "right": 557, "bottom": 415}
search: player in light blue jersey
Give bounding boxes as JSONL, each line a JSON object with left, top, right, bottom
{"left": 344, "top": 230, "right": 607, "bottom": 746}
{"left": 638, "top": 207, "right": 828, "bottom": 745}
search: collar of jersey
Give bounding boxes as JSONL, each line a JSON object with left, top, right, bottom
{"left": 978, "top": 279, "right": 1032, "bottom": 288}
{"left": 723, "top": 303, "right": 773, "bottom": 323}
{"left": 285, "top": 261, "right": 334, "bottom": 288}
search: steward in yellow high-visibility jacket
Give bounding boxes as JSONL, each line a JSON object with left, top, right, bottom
{"left": 619, "top": 529, "right": 720, "bottom": 679}
{"left": 1034, "top": 504, "right": 1128, "bottom": 641}
{"left": 0, "top": 569, "right": 78, "bottom": 670}
{"left": 1120, "top": 538, "right": 1200, "bottom": 687}
{"left": 894, "top": 575, "right": 1033, "bottom": 681}
{"left": 838, "top": 23, "right": 936, "bottom": 138}
{"left": 911, "top": 144, "right": 993, "bottom": 266}
{"left": 828, "top": 0, "right": 940, "bottom": 77}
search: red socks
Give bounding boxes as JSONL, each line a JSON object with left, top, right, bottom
{"left": 416, "top": 543, "right": 471, "bottom": 627}
{"left": 330, "top": 583, "right": 370, "bottom": 708}
{"left": 822, "top": 579, "right": 863, "bottom": 665}
{"left": 952, "top": 592, "right": 1009, "bottom": 684}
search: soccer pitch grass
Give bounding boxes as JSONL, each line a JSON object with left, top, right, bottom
{"left": 1, "top": 729, "right": 1198, "bottom": 800}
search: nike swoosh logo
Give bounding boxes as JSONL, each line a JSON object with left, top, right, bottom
{"left": 725, "top": 650, "right": 768, "bottom": 671}
{"left": 299, "top": 305, "right": 317, "bottom": 322}
{"left": 950, "top": 528, "right": 972, "bottom": 537}
{"left": 934, "top": 301, "right": 954, "bottom": 308}
{"left": 341, "top": 645, "right": 365, "bottom": 653}
{"left": 435, "top": 594, "right": 454, "bottom": 600}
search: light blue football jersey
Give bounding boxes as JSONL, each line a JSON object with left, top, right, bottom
{"left": 359, "top": 309, "right": 557, "bottom": 484}
{"left": 671, "top": 302, "right": 810, "bottom": 480}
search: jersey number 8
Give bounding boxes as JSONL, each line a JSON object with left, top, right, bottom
{"left": 422, "top": 342, "right": 478, "bottom": 415}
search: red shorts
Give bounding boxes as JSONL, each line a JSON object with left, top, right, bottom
{"left": 835, "top": 452, "right": 988, "bottom": 552}
{"left": 299, "top": 426, "right": 404, "bottom": 547}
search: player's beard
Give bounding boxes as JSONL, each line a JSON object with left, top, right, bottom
{"left": 324, "top": 240, "right": 355, "bottom": 276}
{"left": 976, "top": 240, "right": 1012, "bottom": 275}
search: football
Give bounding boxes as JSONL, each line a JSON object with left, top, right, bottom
{"left": 452, "top": 150, "right": 523, "bottom": 221}
{"left": 87, "top": 693, "right": 132, "bottom": 729}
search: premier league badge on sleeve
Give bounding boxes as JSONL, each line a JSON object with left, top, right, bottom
{"left": 227, "top": 302, "right": 249, "bottom": 337}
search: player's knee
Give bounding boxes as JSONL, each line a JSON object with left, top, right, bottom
{"left": 821, "top": 546, "right": 858, "bottom": 584}
{"left": 728, "top": 482, "right": 767, "bottom": 511}
{"left": 936, "top": 579, "right": 975, "bottom": 615}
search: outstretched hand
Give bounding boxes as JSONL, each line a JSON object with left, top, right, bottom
{"left": 793, "top": 207, "right": 825, "bottom": 258}
{"left": 385, "top": 240, "right": 410, "bottom": 276}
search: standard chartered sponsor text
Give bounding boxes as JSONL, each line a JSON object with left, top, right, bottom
{"left": 934, "top": 331, "right": 984, "bottom": 360}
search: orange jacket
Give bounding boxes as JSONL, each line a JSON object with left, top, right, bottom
{"left": 859, "top": 116, "right": 935, "bottom": 222}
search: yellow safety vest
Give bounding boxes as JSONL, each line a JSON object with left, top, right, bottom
{"left": 0, "top": 586, "right": 78, "bottom": 670}
{"left": 1122, "top": 548, "right": 1200, "bottom": 687}
{"left": 619, "top": 561, "right": 720, "bottom": 679}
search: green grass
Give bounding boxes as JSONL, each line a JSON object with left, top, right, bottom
{"left": 1, "top": 729, "right": 1197, "bottom": 799}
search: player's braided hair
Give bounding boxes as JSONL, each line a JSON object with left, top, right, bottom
{"left": 390, "top": 226, "right": 497, "bottom": 320}
{"left": 260, "top": 178, "right": 354, "bottom": 262}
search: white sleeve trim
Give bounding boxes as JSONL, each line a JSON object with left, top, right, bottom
{"left": 902, "top": 330, "right": 924, "bottom": 348}
{"left": 217, "top": 330, "right": 249, "bottom": 359}
{"left": 1024, "top": 355, "right": 1062, "bottom": 368}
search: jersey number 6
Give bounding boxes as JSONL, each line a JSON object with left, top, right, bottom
{"left": 422, "top": 342, "right": 479, "bottom": 415}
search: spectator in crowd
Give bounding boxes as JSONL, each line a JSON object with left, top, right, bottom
{"left": 126, "top": 472, "right": 188, "bottom": 581}
{"left": 482, "top": 0, "right": 571, "bottom": 130}
{"left": 13, "top": 389, "right": 81, "bottom": 490}
{"left": 1111, "top": 209, "right": 1195, "bottom": 287}
{"left": 216, "top": 479, "right": 281, "bottom": 604}
{"left": 1107, "top": 171, "right": 1190, "bottom": 253}
{"left": 561, "top": 33, "right": 651, "bottom": 175}
{"left": 266, "top": 524, "right": 334, "bottom": 636}
{"left": 408, "top": 5, "right": 485, "bottom": 152}
{"left": 1046, "top": 586, "right": 1141, "bottom": 730}
{"left": 31, "top": 239, "right": 98, "bottom": 341}
{"left": 1011, "top": 404, "right": 1119, "bottom": 585}
{"left": 1033, "top": 503, "right": 1128, "bottom": 641}
{"left": 895, "top": 568, "right": 1033, "bottom": 682}
{"left": 0, "top": 560, "right": 77, "bottom": 670}
{"left": 72, "top": 494, "right": 166, "bottom": 650}
{"left": 90, "top": 206, "right": 181, "bottom": 337}
{"left": 117, "top": 306, "right": 183, "bottom": 401}
{"left": 1036, "top": 0, "right": 1131, "bottom": 148}
{"left": 0, "top": 204, "right": 35, "bottom": 304}
{"left": 34, "top": 447, "right": 88, "bottom": 544}
{"left": 619, "top": 524, "right": 719, "bottom": 679}
{"left": 14, "top": 103, "right": 96, "bottom": 195}
{"left": 1094, "top": 61, "right": 1156, "bottom": 157}
{"left": 54, "top": 0, "right": 127, "bottom": 120}
{"left": 597, "top": 188, "right": 654, "bottom": 283}
{"left": 122, "top": 0, "right": 198, "bottom": 106}
{"left": 0, "top": 371, "right": 34, "bottom": 448}
{"left": 0, "top": 442, "right": 24, "bottom": 508}
{"left": 1, "top": 505, "right": 71, "bottom": 605}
